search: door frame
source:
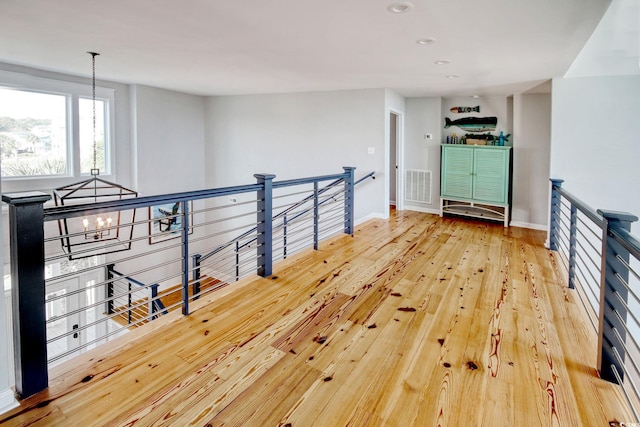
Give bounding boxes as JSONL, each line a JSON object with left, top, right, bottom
{"left": 387, "top": 110, "right": 405, "bottom": 215}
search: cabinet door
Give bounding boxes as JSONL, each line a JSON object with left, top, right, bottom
{"left": 473, "top": 149, "right": 508, "bottom": 203}
{"left": 441, "top": 146, "right": 473, "bottom": 199}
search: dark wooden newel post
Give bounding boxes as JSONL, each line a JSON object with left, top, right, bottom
{"left": 255, "top": 174, "right": 275, "bottom": 277}
{"left": 2, "top": 191, "right": 51, "bottom": 398}
{"left": 597, "top": 209, "right": 638, "bottom": 383}
{"left": 343, "top": 167, "right": 355, "bottom": 236}
{"left": 549, "top": 178, "right": 564, "bottom": 251}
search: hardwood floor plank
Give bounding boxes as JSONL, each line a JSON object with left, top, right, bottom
{"left": 0, "top": 213, "right": 636, "bottom": 426}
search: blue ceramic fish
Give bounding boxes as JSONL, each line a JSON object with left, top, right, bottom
{"left": 444, "top": 117, "right": 497, "bottom": 132}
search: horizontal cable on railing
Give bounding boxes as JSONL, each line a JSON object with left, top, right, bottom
{"left": 274, "top": 216, "right": 314, "bottom": 237}
{"left": 43, "top": 216, "right": 138, "bottom": 244}
{"left": 555, "top": 244, "right": 570, "bottom": 273}
{"left": 610, "top": 358, "right": 640, "bottom": 423}
{"left": 193, "top": 198, "right": 259, "bottom": 214}
{"left": 576, "top": 228, "right": 602, "bottom": 259}
{"left": 577, "top": 214, "right": 603, "bottom": 240}
{"left": 319, "top": 227, "right": 343, "bottom": 242}
{"left": 320, "top": 206, "right": 345, "bottom": 221}
{"left": 46, "top": 286, "right": 154, "bottom": 346}
{"left": 272, "top": 188, "right": 315, "bottom": 202}
{"left": 189, "top": 229, "right": 258, "bottom": 252}
{"left": 189, "top": 280, "right": 230, "bottom": 302}
{"left": 557, "top": 236, "right": 571, "bottom": 259}
{"left": 612, "top": 326, "right": 640, "bottom": 380}
{"left": 48, "top": 310, "right": 149, "bottom": 364}
{"left": 611, "top": 289, "right": 640, "bottom": 346}
{"left": 273, "top": 209, "right": 314, "bottom": 229}
{"left": 318, "top": 217, "right": 343, "bottom": 232}
{"left": 198, "top": 246, "right": 258, "bottom": 271}
{"left": 608, "top": 306, "right": 640, "bottom": 360}
{"left": 192, "top": 210, "right": 259, "bottom": 228}
{"left": 276, "top": 231, "right": 314, "bottom": 250}
{"left": 558, "top": 226, "right": 571, "bottom": 246}
{"left": 616, "top": 254, "right": 640, "bottom": 283}
{"left": 317, "top": 224, "right": 344, "bottom": 240}
{"left": 574, "top": 258, "right": 600, "bottom": 303}
{"left": 574, "top": 244, "right": 602, "bottom": 278}
{"left": 44, "top": 206, "right": 189, "bottom": 245}
{"left": 44, "top": 221, "right": 185, "bottom": 264}
{"left": 611, "top": 345, "right": 640, "bottom": 422}
{"left": 573, "top": 282, "right": 599, "bottom": 332}
{"left": 319, "top": 201, "right": 345, "bottom": 216}
{"left": 574, "top": 262, "right": 600, "bottom": 300}
{"left": 45, "top": 222, "right": 182, "bottom": 266}
{"left": 613, "top": 292, "right": 640, "bottom": 360}
{"left": 612, "top": 277, "right": 640, "bottom": 326}
{"left": 276, "top": 239, "right": 313, "bottom": 260}
{"left": 199, "top": 250, "right": 258, "bottom": 275}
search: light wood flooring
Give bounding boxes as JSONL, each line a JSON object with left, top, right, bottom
{"left": 1, "top": 211, "right": 636, "bottom": 426}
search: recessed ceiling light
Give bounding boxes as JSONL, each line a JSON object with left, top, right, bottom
{"left": 471, "top": 95, "right": 480, "bottom": 98}
{"left": 416, "top": 38, "right": 436, "bottom": 45}
{"left": 387, "top": 2, "right": 414, "bottom": 13}
{"left": 434, "top": 60, "right": 451, "bottom": 65}
{"left": 446, "top": 74, "right": 461, "bottom": 79}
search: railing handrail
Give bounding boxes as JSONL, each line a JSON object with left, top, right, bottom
{"left": 610, "top": 227, "right": 640, "bottom": 261}
{"left": 43, "top": 170, "right": 364, "bottom": 221}
{"left": 552, "top": 182, "right": 605, "bottom": 228}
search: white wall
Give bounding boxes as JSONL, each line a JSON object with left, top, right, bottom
{"left": 131, "top": 85, "right": 206, "bottom": 195}
{"left": 0, "top": 178, "right": 17, "bottom": 412}
{"left": 204, "top": 89, "right": 387, "bottom": 221}
{"left": 404, "top": 97, "right": 442, "bottom": 213}
{"left": 551, "top": 75, "right": 640, "bottom": 233}
{"left": 511, "top": 93, "right": 551, "bottom": 229}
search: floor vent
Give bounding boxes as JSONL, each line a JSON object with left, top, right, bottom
{"left": 405, "top": 170, "right": 432, "bottom": 204}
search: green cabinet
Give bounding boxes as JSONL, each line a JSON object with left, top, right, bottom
{"left": 440, "top": 145, "right": 511, "bottom": 226}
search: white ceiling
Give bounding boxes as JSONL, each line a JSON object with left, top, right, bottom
{"left": 0, "top": 0, "right": 633, "bottom": 98}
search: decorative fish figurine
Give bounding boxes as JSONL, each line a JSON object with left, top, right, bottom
{"left": 444, "top": 116, "right": 497, "bottom": 132}
{"left": 450, "top": 106, "right": 480, "bottom": 113}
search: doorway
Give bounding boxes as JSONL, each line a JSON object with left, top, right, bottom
{"left": 388, "top": 111, "right": 402, "bottom": 212}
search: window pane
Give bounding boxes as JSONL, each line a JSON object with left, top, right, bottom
{"left": 79, "top": 97, "right": 107, "bottom": 174}
{"left": 0, "top": 88, "right": 68, "bottom": 177}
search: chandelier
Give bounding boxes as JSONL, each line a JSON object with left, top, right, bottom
{"left": 54, "top": 52, "right": 138, "bottom": 260}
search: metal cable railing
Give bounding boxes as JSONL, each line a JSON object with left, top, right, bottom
{"left": 2, "top": 167, "right": 375, "bottom": 397}
{"left": 550, "top": 179, "right": 640, "bottom": 420}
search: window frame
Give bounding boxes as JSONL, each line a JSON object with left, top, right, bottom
{"left": 0, "top": 70, "right": 116, "bottom": 193}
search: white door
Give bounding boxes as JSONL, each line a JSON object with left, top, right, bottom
{"left": 46, "top": 277, "right": 81, "bottom": 365}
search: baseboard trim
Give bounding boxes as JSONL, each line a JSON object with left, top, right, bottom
{"left": 355, "top": 212, "right": 387, "bottom": 225}
{"left": 0, "top": 388, "right": 18, "bottom": 415}
{"left": 403, "top": 206, "right": 441, "bottom": 215}
{"left": 510, "top": 221, "right": 548, "bottom": 231}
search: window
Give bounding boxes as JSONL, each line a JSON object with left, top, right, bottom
{"left": 0, "top": 89, "right": 68, "bottom": 177}
{"left": 0, "top": 70, "right": 114, "bottom": 186}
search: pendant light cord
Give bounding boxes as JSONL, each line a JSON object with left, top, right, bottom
{"left": 88, "top": 51, "right": 99, "bottom": 175}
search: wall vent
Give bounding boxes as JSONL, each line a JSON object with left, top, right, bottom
{"left": 405, "top": 170, "right": 432, "bottom": 204}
